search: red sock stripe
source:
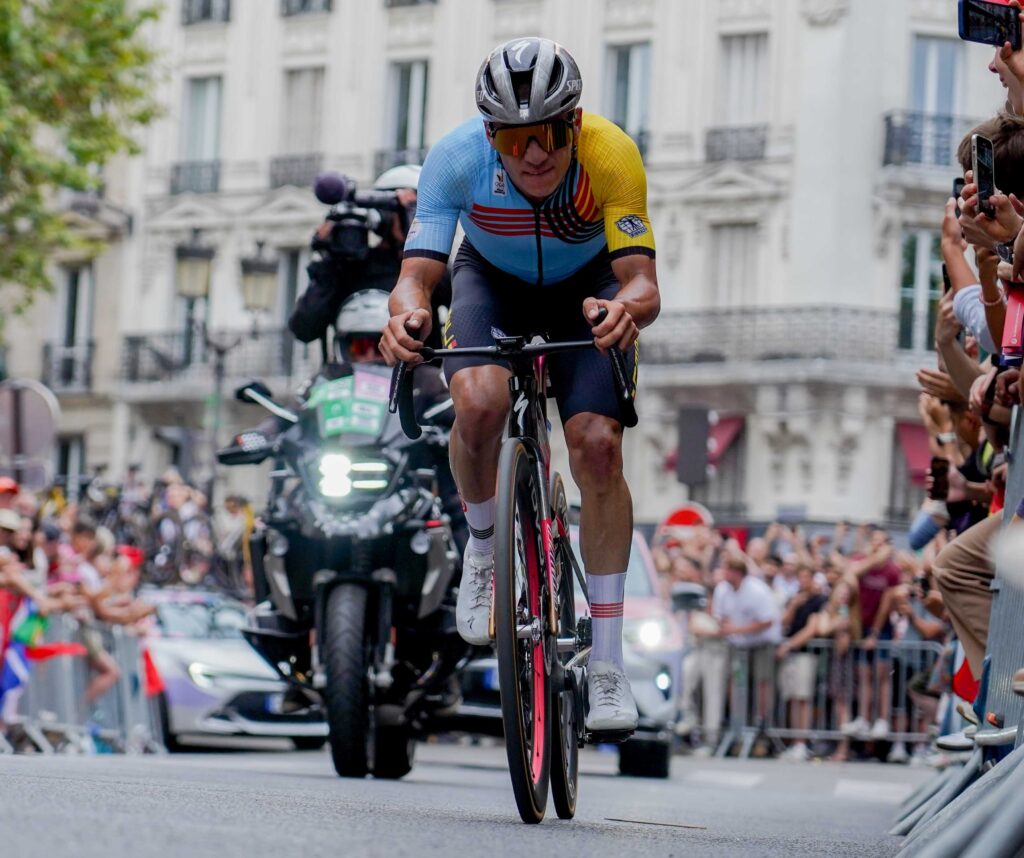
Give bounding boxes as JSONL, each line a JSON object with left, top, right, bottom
{"left": 591, "top": 601, "right": 624, "bottom": 617}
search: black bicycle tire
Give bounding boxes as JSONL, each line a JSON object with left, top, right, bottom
{"left": 494, "top": 438, "right": 550, "bottom": 824}
{"left": 548, "top": 471, "right": 579, "bottom": 820}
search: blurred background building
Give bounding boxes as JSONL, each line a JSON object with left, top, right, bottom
{"left": 0, "top": 0, "right": 1001, "bottom": 525}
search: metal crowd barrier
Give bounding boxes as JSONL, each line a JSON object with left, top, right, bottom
{"left": 893, "top": 404, "right": 1024, "bottom": 857}
{"left": 680, "top": 638, "right": 944, "bottom": 758}
{"left": 1, "top": 612, "right": 164, "bottom": 755}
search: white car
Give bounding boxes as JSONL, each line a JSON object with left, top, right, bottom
{"left": 143, "top": 589, "right": 327, "bottom": 751}
{"left": 457, "top": 529, "right": 683, "bottom": 777}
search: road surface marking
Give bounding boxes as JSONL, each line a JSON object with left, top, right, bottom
{"left": 834, "top": 778, "right": 915, "bottom": 804}
{"left": 684, "top": 770, "right": 764, "bottom": 789}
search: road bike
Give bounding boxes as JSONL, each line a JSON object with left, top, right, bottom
{"left": 389, "top": 312, "right": 637, "bottom": 823}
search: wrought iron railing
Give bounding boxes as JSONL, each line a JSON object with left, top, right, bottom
{"left": 42, "top": 341, "right": 95, "bottom": 392}
{"left": 182, "top": 0, "right": 231, "bottom": 25}
{"left": 882, "top": 110, "right": 977, "bottom": 168}
{"left": 269, "top": 153, "right": 323, "bottom": 189}
{"left": 705, "top": 125, "right": 768, "bottom": 162}
{"left": 281, "top": 0, "right": 332, "bottom": 15}
{"left": 170, "top": 161, "right": 221, "bottom": 195}
{"left": 641, "top": 306, "right": 906, "bottom": 365}
{"left": 385, "top": 0, "right": 437, "bottom": 6}
{"left": 374, "top": 146, "right": 429, "bottom": 176}
{"left": 121, "top": 329, "right": 312, "bottom": 385}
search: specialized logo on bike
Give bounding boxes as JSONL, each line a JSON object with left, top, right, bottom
{"left": 615, "top": 215, "right": 648, "bottom": 237}
{"left": 513, "top": 391, "right": 528, "bottom": 433}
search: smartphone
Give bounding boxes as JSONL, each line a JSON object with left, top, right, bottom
{"left": 928, "top": 457, "right": 950, "bottom": 501}
{"left": 953, "top": 177, "right": 966, "bottom": 219}
{"left": 942, "top": 263, "right": 953, "bottom": 294}
{"left": 959, "top": 0, "right": 1022, "bottom": 50}
{"left": 973, "top": 134, "right": 997, "bottom": 219}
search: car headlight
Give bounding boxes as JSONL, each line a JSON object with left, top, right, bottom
{"left": 624, "top": 617, "right": 671, "bottom": 651}
{"left": 316, "top": 452, "right": 389, "bottom": 500}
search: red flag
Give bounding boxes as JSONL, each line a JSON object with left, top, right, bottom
{"left": 142, "top": 647, "right": 165, "bottom": 697}
{"left": 953, "top": 658, "right": 980, "bottom": 702}
{"left": 26, "top": 642, "right": 88, "bottom": 661}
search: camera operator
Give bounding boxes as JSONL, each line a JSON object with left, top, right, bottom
{"left": 289, "top": 164, "right": 450, "bottom": 350}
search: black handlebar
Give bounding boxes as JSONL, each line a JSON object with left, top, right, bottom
{"left": 387, "top": 307, "right": 639, "bottom": 440}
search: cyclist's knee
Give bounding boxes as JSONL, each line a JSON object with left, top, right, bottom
{"left": 565, "top": 414, "right": 623, "bottom": 485}
{"left": 451, "top": 368, "right": 509, "bottom": 447}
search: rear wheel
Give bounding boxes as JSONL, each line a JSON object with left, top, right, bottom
{"left": 548, "top": 472, "right": 579, "bottom": 820}
{"left": 323, "top": 584, "right": 370, "bottom": 778}
{"left": 495, "top": 439, "right": 549, "bottom": 824}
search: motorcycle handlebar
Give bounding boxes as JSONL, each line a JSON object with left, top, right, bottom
{"left": 387, "top": 308, "right": 639, "bottom": 440}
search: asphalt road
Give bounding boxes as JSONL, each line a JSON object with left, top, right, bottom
{"left": 0, "top": 742, "right": 929, "bottom": 858}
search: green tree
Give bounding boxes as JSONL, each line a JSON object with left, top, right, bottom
{"left": 0, "top": 0, "right": 161, "bottom": 320}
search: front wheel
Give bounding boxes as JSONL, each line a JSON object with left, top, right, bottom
{"left": 323, "top": 584, "right": 370, "bottom": 778}
{"left": 494, "top": 439, "right": 549, "bottom": 824}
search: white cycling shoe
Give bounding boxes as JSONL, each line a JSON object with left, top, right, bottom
{"left": 456, "top": 547, "right": 493, "bottom": 646}
{"left": 585, "top": 660, "right": 639, "bottom": 732}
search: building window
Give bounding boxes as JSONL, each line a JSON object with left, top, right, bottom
{"left": 898, "top": 230, "right": 942, "bottom": 351}
{"left": 182, "top": 0, "right": 231, "bottom": 25}
{"left": 388, "top": 59, "right": 428, "bottom": 154}
{"left": 56, "top": 436, "right": 86, "bottom": 500}
{"left": 887, "top": 429, "right": 923, "bottom": 524}
{"left": 606, "top": 43, "right": 650, "bottom": 156}
{"left": 904, "top": 36, "right": 963, "bottom": 166}
{"left": 709, "top": 224, "right": 758, "bottom": 308}
{"left": 183, "top": 76, "right": 222, "bottom": 163}
{"left": 718, "top": 33, "right": 768, "bottom": 125}
{"left": 691, "top": 426, "right": 747, "bottom": 518}
{"left": 281, "top": 68, "right": 325, "bottom": 155}
{"left": 59, "top": 265, "right": 94, "bottom": 348}
{"left": 281, "top": 0, "right": 332, "bottom": 15}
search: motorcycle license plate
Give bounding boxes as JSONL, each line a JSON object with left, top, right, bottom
{"left": 264, "top": 692, "right": 285, "bottom": 715}
{"left": 483, "top": 668, "right": 500, "bottom": 691}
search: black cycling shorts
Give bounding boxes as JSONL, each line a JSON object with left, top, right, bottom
{"left": 441, "top": 240, "right": 638, "bottom": 425}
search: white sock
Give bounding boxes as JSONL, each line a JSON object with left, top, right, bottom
{"left": 464, "top": 497, "right": 496, "bottom": 554}
{"left": 587, "top": 572, "right": 626, "bottom": 669}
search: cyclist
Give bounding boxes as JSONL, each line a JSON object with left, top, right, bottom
{"left": 380, "top": 37, "right": 660, "bottom": 732}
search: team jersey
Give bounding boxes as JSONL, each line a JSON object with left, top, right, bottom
{"left": 404, "top": 112, "right": 655, "bottom": 285}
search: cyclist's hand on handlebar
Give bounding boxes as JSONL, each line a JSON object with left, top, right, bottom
{"left": 380, "top": 308, "right": 432, "bottom": 366}
{"left": 583, "top": 297, "right": 638, "bottom": 353}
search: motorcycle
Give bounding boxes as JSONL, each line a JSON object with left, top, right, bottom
{"left": 216, "top": 173, "right": 465, "bottom": 779}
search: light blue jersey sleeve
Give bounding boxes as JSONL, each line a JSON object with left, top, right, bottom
{"left": 403, "top": 117, "right": 484, "bottom": 263}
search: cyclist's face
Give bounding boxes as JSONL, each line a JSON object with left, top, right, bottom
{"left": 493, "top": 110, "right": 581, "bottom": 203}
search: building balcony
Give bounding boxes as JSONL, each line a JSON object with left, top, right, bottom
{"left": 170, "top": 161, "right": 221, "bottom": 195}
{"left": 385, "top": 0, "right": 437, "bottom": 6}
{"left": 642, "top": 306, "right": 921, "bottom": 373}
{"left": 705, "top": 125, "right": 768, "bottom": 162}
{"left": 882, "top": 110, "right": 977, "bottom": 169}
{"left": 121, "top": 329, "right": 314, "bottom": 396}
{"left": 281, "top": 0, "right": 332, "bottom": 14}
{"left": 42, "top": 341, "right": 95, "bottom": 393}
{"left": 182, "top": 0, "right": 231, "bottom": 25}
{"left": 374, "top": 146, "right": 429, "bottom": 176}
{"left": 269, "top": 153, "right": 323, "bottom": 189}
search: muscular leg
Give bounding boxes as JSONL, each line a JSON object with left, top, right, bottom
{"left": 564, "top": 412, "right": 632, "bottom": 573}
{"left": 448, "top": 365, "right": 510, "bottom": 503}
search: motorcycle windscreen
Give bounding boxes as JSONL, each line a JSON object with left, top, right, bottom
{"left": 303, "top": 365, "right": 399, "bottom": 445}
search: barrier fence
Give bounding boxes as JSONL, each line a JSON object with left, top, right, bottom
{"left": 683, "top": 638, "right": 944, "bottom": 758}
{"left": 2, "top": 612, "right": 163, "bottom": 755}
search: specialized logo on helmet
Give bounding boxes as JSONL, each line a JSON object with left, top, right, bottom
{"left": 615, "top": 215, "right": 648, "bottom": 237}
{"left": 565, "top": 79, "right": 582, "bottom": 93}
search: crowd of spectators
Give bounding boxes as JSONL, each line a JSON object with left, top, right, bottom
{"left": 652, "top": 522, "right": 951, "bottom": 763}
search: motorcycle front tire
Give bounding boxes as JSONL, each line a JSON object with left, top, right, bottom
{"left": 324, "top": 583, "right": 370, "bottom": 778}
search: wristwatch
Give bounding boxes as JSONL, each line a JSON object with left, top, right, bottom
{"left": 936, "top": 431, "right": 957, "bottom": 445}
{"left": 997, "top": 241, "right": 1015, "bottom": 265}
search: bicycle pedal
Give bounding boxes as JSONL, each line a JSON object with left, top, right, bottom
{"left": 584, "top": 729, "right": 634, "bottom": 746}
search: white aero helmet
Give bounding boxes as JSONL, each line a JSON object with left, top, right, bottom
{"left": 475, "top": 37, "right": 582, "bottom": 125}
{"left": 336, "top": 289, "right": 391, "bottom": 337}
{"left": 373, "top": 164, "right": 422, "bottom": 191}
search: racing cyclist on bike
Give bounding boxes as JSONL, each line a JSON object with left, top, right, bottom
{"left": 380, "top": 37, "right": 660, "bottom": 733}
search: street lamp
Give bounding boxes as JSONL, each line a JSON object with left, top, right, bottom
{"left": 174, "top": 228, "right": 215, "bottom": 366}
{"left": 239, "top": 240, "right": 279, "bottom": 335}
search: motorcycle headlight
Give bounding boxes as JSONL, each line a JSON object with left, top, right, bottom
{"left": 624, "top": 617, "right": 671, "bottom": 651}
{"left": 315, "top": 452, "right": 390, "bottom": 501}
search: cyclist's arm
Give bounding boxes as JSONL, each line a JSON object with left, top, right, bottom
{"left": 382, "top": 257, "right": 448, "bottom": 364}
{"left": 610, "top": 254, "right": 660, "bottom": 329}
